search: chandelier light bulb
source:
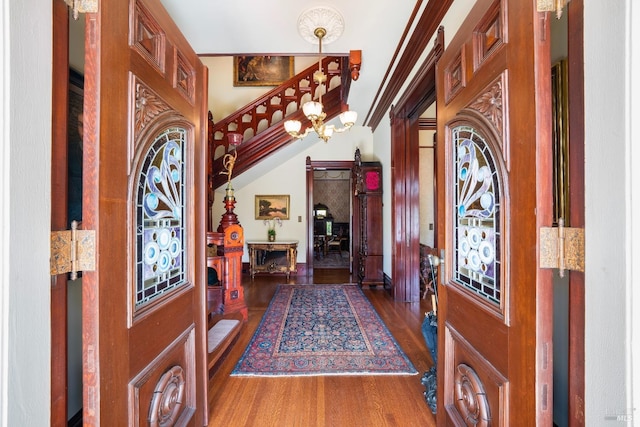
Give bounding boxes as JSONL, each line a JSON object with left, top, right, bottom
{"left": 284, "top": 120, "right": 301, "bottom": 133}
{"left": 302, "top": 101, "right": 323, "bottom": 119}
{"left": 323, "top": 125, "right": 334, "bottom": 138}
{"left": 339, "top": 110, "right": 357, "bottom": 127}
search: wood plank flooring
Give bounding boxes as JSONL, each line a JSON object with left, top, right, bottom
{"left": 207, "top": 269, "right": 437, "bottom": 427}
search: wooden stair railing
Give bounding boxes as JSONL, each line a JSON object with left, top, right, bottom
{"left": 207, "top": 56, "right": 353, "bottom": 193}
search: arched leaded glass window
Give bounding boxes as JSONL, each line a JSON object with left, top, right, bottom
{"left": 135, "top": 127, "right": 187, "bottom": 309}
{"left": 452, "top": 125, "right": 501, "bottom": 305}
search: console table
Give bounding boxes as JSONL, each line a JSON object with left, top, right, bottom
{"left": 247, "top": 240, "right": 298, "bottom": 279}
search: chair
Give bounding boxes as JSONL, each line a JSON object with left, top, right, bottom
{"left": 419, "top": 245, "right": 437, "bottom": 299}
{"left": 327, "top": 235, "right": 344, "bottom": 255}
{"left": 313, "top": 235, "right": 326, "bottom": 259}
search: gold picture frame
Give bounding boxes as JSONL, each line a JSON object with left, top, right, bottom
{"left": 551, "top": 59, "right": 569, "bottom": 226}
{"left": 255, "top": 195, "right": 290, "bottom": 220}
{"left": 233, "top": 56, "right": 294, "bottom": 87}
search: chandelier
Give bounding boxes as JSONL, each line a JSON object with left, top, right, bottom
{"left": 284, "top": 27, "right": 357, "bottom": 143}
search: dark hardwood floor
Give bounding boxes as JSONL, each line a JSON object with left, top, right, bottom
{"left": 207, "top": 268, "right": 437, "bottom": 427}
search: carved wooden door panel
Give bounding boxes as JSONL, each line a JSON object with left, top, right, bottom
{"left": 82, "top": 0, "right": 208, "bottom": 424}
{"left": 435, "top": 0, "right": 553, "bottom": 425}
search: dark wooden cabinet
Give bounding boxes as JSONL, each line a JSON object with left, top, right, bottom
{"left": 353, "top": 149, "right": 383, "bottom": 287}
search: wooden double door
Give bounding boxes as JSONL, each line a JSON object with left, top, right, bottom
{"left": 434, "top": 0, "right": 554, "bottom": 424}
{"left": 77, "top": 0, "right": 209, "bottom": 424}
{"left": 53, "top": 0, "right": 560, "bottom": 425}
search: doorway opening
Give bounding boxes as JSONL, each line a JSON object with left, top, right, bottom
{"left": 305, "top": 158, "right": 354, "bottom": 276}
{"left": 51, "top": 4, "right": 85, "bottom": 426}
{"left": 312, "top": 168, "right": 352, "bottom": 270}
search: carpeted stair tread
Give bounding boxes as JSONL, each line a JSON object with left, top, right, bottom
{"left": 208, "top": 319, "right": 241, "bottom": 353}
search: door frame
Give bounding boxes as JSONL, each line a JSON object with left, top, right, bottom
{"left": 305, "top": 157, "right": 354, "bottom": 276}
{"left": 51, "top": 0, "right": 70, "bottom": 424}
{"left": 390, "top": 28, "right": 443, "bottom": 302}
{"left": 566, "top": 0, "right": 586, "bottom": 423}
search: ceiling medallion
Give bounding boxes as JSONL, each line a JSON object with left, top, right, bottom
{"left": 297, "top": 6, "right": 344, "bottom": 45}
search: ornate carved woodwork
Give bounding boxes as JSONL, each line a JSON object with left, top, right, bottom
{"left": 468, "top": 77, "right": 504, "bottom": 138}
{"left": 353, "top": 149, "right": 383, "bottom": 287}
{"left": 134, "top": 79, "right": 171, "bottom": 136}
{"left": 247, "top": 241, "right": 298, "bottom": 280}
{"left": 129, "top": 327, "right": 198, "bottom": 427}
{"left": 210, "top": 224, "right": 247, "bottom": 321}
{"left": 81, "top": 1, "right": 209, "bottom": 423}
{"left": 216, "top": 188, "right": 240, "bottom": 232}
{"left": 149, "top": 365, "right": 187, "bottom": 427}
{"left": 453, "top": 364, "right": 491, "bottom": 426}
{"left": 205, "top": 229, "right": 244, "bottom": 379}
{"left": 436, "top": 0, "right": 554, "bottom": 424}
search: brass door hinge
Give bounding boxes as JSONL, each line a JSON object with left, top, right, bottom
{"left": 64, "top": 0, "right": 98, "bottom": 20}
{"left": 537, "top": 0, "right": 570, "bottom": 19}
{"left": 540, "top": 219, "right": 584, "bottom": 277}
{"left": 50, "top": 220, "right": 96, "bottom": 279}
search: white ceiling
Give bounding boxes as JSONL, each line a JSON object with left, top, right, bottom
{"left": 159, "top": 0, "right": 419, "bottom": 125}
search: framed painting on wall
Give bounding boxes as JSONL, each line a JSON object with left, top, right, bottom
{"left": 233, "top": 56, "right": 294, "bottom": 87}
{"left": 255, "top": 195, "right": 290, "bottom": 220}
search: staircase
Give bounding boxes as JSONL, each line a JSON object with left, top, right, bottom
{"left": 207, "top": 56, "right": 353, "bottom": 195}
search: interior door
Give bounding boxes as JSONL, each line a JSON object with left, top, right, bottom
{"left": 82, "top": 0, "right": 208, "bottom": 424}
{"left": 435, "top": 0, "right": 553, "bottom": 425}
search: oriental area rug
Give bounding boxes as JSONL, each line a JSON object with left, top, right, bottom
{"left": 231, "top": 284, "right": 417, "bottom": 377}
{"left": 314, "top": 250, "right": 350, "bottom": 269}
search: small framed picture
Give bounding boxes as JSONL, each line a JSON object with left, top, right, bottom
{"left": 255, "top": 195, "right": 290, "bottom": 220}
{"left": 234, "top": 56, "right": 294, "bottom": 87}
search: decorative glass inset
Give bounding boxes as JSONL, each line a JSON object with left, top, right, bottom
{"left": 453, "top": 125, "right": 501, "bottom": 305}
{"left": 135, "top": 127, "right": 187, "bottom": 308}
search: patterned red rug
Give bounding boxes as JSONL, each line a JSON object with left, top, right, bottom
{"left": 231, "top": 284, "right": 417, "bottom": 377}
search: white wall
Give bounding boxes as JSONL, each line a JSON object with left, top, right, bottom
{"left": 631, "top": 0, "right": 640, "bottom": 421}
{"left": 372, "top": 117, "right": 393, "bottom": 274}
{"left": 419, "top": 119, "right": 436, "bottom": 247}
{"left": 1, "top": 0, "right": 52, "bottom": 425}
{"left": 0, "top": 2, "right": 7, "bottom": 423}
